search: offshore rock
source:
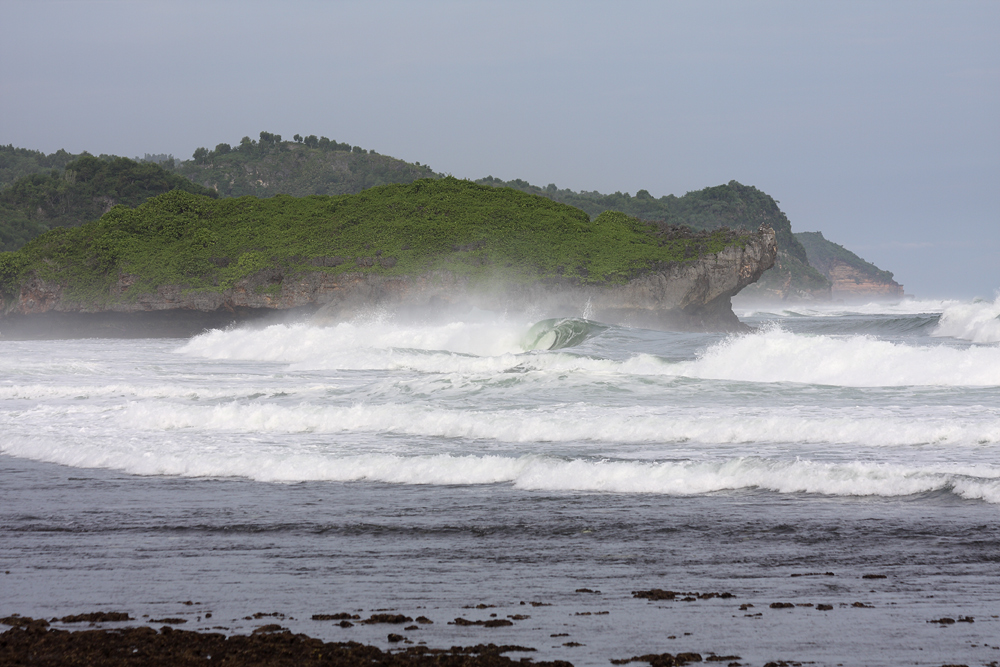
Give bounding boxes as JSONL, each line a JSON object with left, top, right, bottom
{"left": 0, "top": 227, "right": 776, "bottom": 339}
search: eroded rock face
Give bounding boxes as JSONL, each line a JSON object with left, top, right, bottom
{"left": 0, "top": 227, "right": 776, "bottom": 339}
{"left": 826, "top": 263, "right": 904, "bottom": 300}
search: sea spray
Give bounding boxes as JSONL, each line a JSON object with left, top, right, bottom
{"left": 932, "top": 294, "right": 1000, "bottom": 343}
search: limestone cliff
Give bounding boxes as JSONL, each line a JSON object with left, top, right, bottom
{"left": 0, "top": 226, "right": 776, "bottom": 339}
{"left": 795, "top": 231, "right": 903, "bottom": 301}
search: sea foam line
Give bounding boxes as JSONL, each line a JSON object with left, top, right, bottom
{"left": 5, "top": 400, "right": 992, "bottom": 447}
{"left": 3, "top": 438, "right": 999, "bottom": 503}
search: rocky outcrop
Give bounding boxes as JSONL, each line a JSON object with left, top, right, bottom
{"left": 825, "top": 263, "right": 904, "bottom": 300}
{"left": 794, "top": 231, "right": 903, "bottom": 301}
{"left": 0, "top": 227, "right": 776, "bottom": 339}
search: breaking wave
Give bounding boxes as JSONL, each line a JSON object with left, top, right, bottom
{"left": 3, "top": 435, "right": 998, "bottom": 504}
{"left": 175, "top": 320, "right": 1000, "bottom": 387}
{"left": 932, "top": 294, "right": 1000, "bottom": 343}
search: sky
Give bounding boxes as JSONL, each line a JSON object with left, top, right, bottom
{"left": 2, "top": 0, "right": 997, "bottom": 298}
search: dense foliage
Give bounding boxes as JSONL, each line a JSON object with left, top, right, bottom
{"left": 478, "top": 176, "right": 830, "bottom": 296}
{"left": 0, "top": 156, "right": 217, "bottom": 252}
{"left": 796, "top": 231, "right": 896, "bottom": 284}
{"left": 0, "top": 145, "right": 81, "bottom": 189}
{"left": 0, "top": 178, "right": 746, "bottom": 305}
{"left": 177, "top": 131, "right": 437, "bottom": 198}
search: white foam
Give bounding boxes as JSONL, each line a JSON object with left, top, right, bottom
{"left": 8, "top": 400, "right": 988, "bottom": 448}
{"left": 179, "top": 319, "right": 529, "bottom": 362}
{"left": 176, "top": 318, "right": 1000, "bottom": 387}
{"left": 3, "top": 435, "right": 998, "bottom": 503}
{"left": 735, "top": 297, "right": 961, "bottom": 318}
{"left": 669, "top": 326, "right": 1000, "bottom": 386}
{"left": 932, "top": 294, "right": 1000, "bottom": 343}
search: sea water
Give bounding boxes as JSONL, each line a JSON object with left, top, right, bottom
{"left": 2, "top": 297, "right": 1000, "bottom": 666}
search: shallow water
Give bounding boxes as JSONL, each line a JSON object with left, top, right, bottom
{"left": 2, "top": 296, "right": 1000, "bottom": 665}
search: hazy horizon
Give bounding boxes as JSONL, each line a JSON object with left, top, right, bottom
{"left": 2, "top": 0, "right": 997, "bottom": 299}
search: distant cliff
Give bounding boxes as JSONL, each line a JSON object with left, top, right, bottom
{"left": 0, "top": 179, "right": 775, "bottom": 338}
{"left": 795, "top": 231, "right": 903, "bottom": 300}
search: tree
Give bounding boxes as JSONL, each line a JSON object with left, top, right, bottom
{"left": 192, "top": 147, "right": 209, "bottom": 165}
{"left": 304, "top": 135, "right": 319, "bottom": 148}
{"left": 293, "top": 134, "right": 303, "bottom": 143}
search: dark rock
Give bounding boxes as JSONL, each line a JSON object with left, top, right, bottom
{"left": 861, "top": 574, "right": 887, "bottom": 579}
{"left": 633, "top": 589, "right": 733, "bottom": 601}
{"left": 769, "top": 603, "right": 795, "bottom": 609}
{"left": 929, "top": 617, "right": 956, "bottom": 624}
{"left": 388, "top": 633, "right": 404, "bottom": 642}
{"left": 0, "top": 615, "right": 49, "bottom": 629}
{"left": 59, "top": 612, "right": 132, "bottom": 623}
{"left": 149, "top": 618, "right": 187, "bottom": 625}
{"left": 361, "top": 613, "right": 412, "bottom": 624}
{"left": 0, "top": 622, "right": 565, "bottom": 666}
{"left": 612, "top": 651, "right": 703, "bottom": 666}
{"left": 311, "top": 613, "right": 360, "bottom": 621}
{"left": 251, "top": 624, "right": 285, "bottom": 634}
{"left": 816, "top": 604, "right": 833, "bottom": 611}
{"left": 451, "top": 618, "right": 514, "bottom": 627}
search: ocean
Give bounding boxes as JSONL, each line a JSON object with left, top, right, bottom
{"left": 2, "top": 296, "right": 1000, "bottom": 666}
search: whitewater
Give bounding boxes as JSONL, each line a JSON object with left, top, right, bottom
{"left": 3, "top": 295, "right": 1000, "bottom": 666}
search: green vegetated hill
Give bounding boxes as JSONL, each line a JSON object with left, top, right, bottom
{"left": 795, "top": 231, "right": 896, "bottom": 284}
{"left": 175, "top": 131, "right": 437, "bottom": 198}
{"left": 1, "top": 132, "right": 845, "bottom": 299}
{"left": 1, "top": 145, "right": 82, "bottom": 189}
{"left": 0, "top": 155, "right": 216, "bottom": 252}
{"left": 477, "top": 176, "right": 830, "bottom": 298}
{"left": 0, "top": 178, "right": 748, "bottom": 306}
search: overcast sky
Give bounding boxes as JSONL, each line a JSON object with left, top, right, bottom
{"left": 2, "top": 0, "right": 997, "bottom": 298}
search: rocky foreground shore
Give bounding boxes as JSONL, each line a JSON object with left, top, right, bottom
{"left": 0, "top": 613, "right": 743, "bottom": 667}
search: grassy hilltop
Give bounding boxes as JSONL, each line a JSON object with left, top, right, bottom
{"left": 0, "top": 178, "right": 746, "bottom": 307}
